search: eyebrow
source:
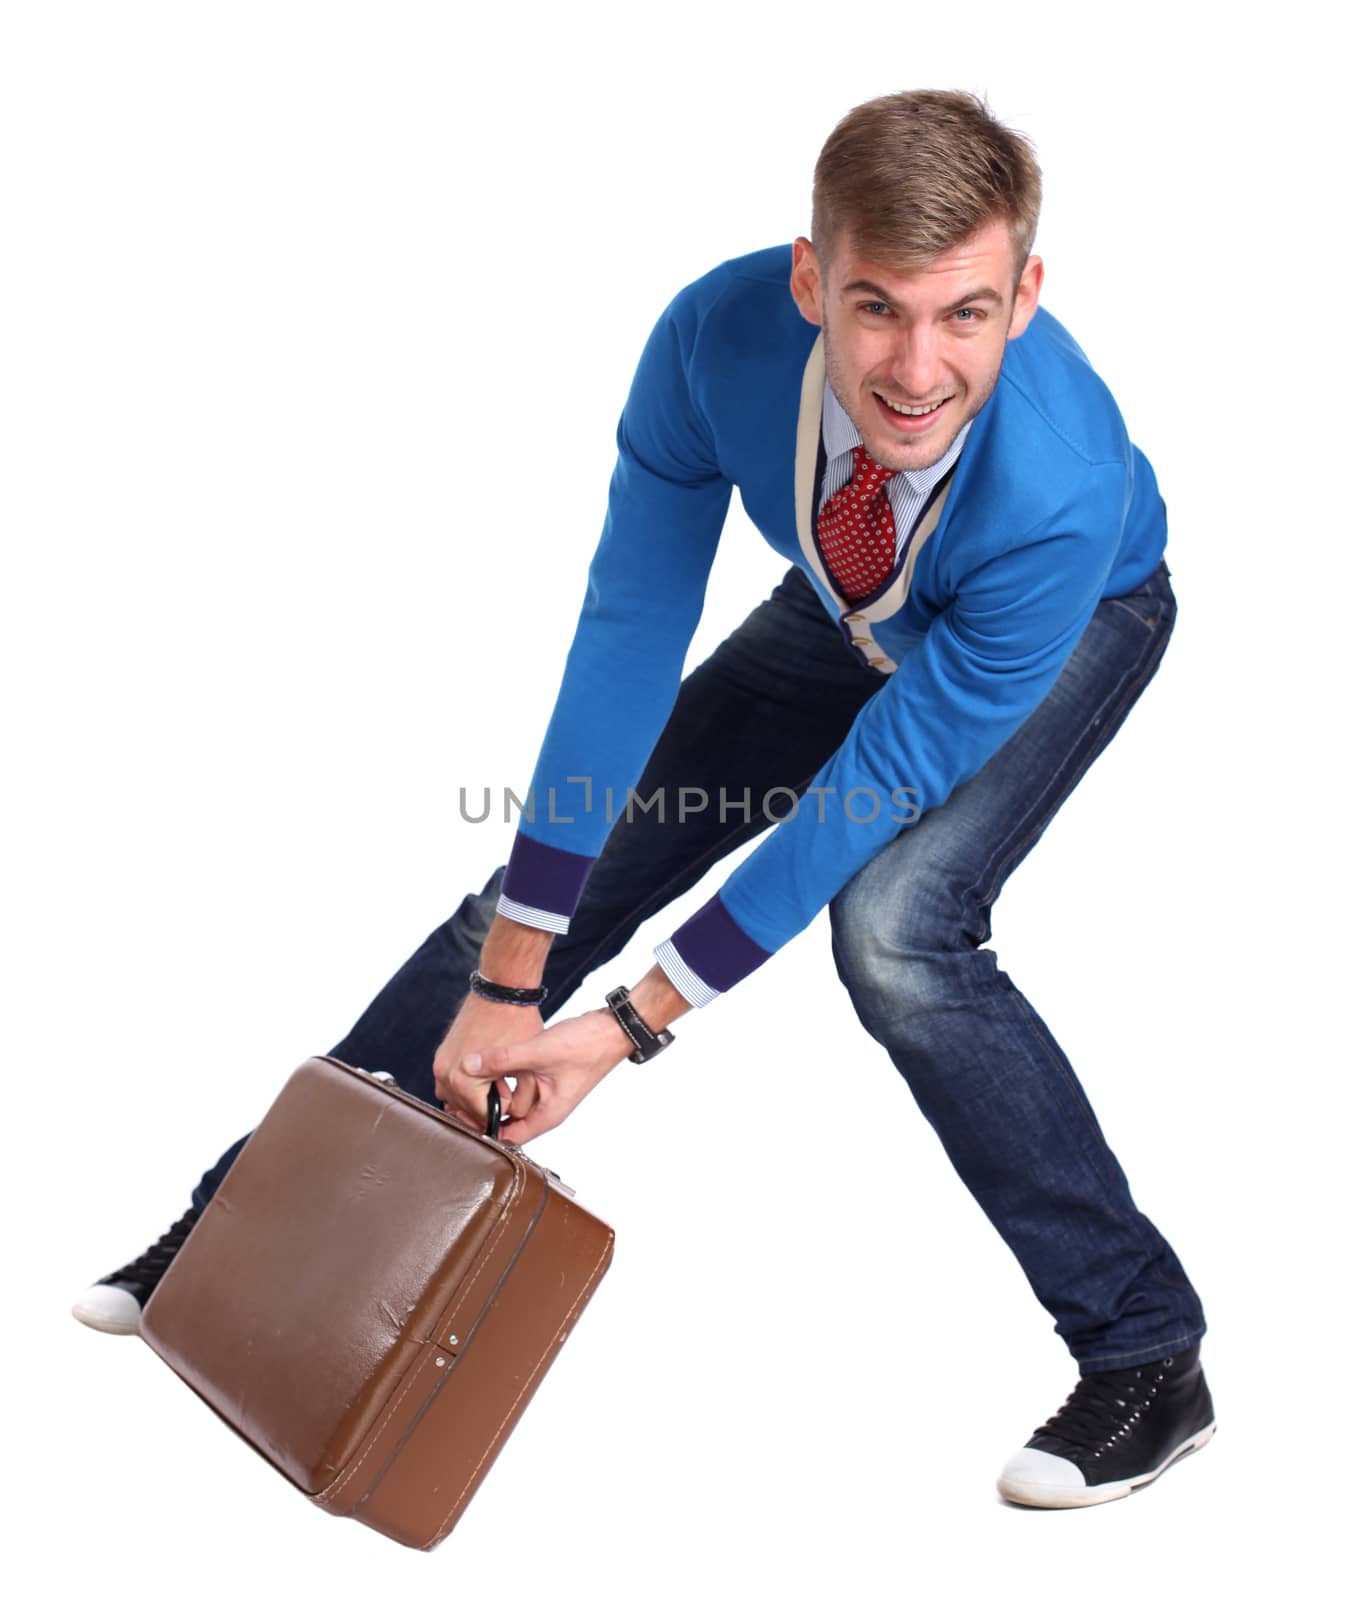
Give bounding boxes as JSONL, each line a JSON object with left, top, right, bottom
{"left": 842, "top": 279, "right": 1005, "bottom": 313}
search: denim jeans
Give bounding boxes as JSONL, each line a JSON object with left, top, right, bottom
{"left": 191, "top": 560, "right": 1205, "bottom": 1371}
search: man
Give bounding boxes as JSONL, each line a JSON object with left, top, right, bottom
{"left": 73, "top": 90, "right": 1214, "bottom": 1510}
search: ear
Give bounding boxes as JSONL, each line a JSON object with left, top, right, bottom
{"left": 791, "top": 237, "right": 823, "bottom": 328}
{"left": 1007, "top": 255, "right": 1044, "bottom": 341}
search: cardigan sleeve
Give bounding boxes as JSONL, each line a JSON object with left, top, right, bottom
{"left": 497, "top": 282, "right": 734, "bottom": 934}
{"left": 652, "top": 461, "right": 1133, "bottom": 999}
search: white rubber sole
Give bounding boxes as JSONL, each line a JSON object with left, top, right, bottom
{"left": 70, "top": 1284, "right": 143, "bottom": 1337}
{"left": 997, "top": 1420, "right": 1217, "bottom": 1509}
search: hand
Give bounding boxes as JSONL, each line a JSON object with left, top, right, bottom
{"left": 433, "top": 994, "right": 546, "bottom": 1133}
{"left": 459, "top": 1007, "right": 632, "bottom": 1143}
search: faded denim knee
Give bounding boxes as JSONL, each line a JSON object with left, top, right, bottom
{"left": 828, "top": 844, "right": 984, "bottom": 1027}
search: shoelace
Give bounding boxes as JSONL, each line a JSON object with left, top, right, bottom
{"left": 102, "top": 1205, "right": 200, "bottom": 1291}
{"left": 1034, "top": 1359, "right": 1170, "bottom": 1455}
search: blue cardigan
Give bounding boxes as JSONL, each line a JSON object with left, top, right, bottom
{"left": 498, "top": 244, "right": 1167, "bottom": 1001}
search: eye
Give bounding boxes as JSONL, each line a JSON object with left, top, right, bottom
{"left": 951, "top": 307, "right": 984, "bottom": 323}
{"left": 859, "top": 301, "right": 892, "bottom": 317}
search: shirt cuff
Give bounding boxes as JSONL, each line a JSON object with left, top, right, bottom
{"left": 495, "top": 894, "right": 571, "bottom": 936}
{"left": 652, "top": 937, "right": 720, "bottom": 1009}
{"left": 657, "top": 891, "right": 774, "bottom": 1005}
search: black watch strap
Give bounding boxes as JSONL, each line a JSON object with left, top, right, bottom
{"left": 605, "top": 985, "right": 674, "bottom": 1063}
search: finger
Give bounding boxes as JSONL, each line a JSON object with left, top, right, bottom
{"left": 442, "top": 1100, "right": 485, "bottom": 1134}
{"left": 510, "top": 1073, "right": 538, "bottom": 1119}
{"left": 492, "top": 1095, "right": 563, "bottom": 1144}
{"left": 460, "top": 1036, "right": 553, "bottom": 1080}
{"left": 477, "top": 1080, "right": 513, "bottom": 1126}
{"left": 443, "top": 1078, "right": 505, "bottom": 1131}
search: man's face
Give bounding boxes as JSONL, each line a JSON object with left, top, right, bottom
{"left": 790, "top": 218, "right": 1044, "bottom": 472}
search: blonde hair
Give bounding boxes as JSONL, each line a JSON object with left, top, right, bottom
{"left": 811, "top": 90, "right": 1042, "bottom": 277}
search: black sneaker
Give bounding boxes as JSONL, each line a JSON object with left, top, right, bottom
{"left": 997, "top": 1343, "right": 1217, "bottom": 1508}
{"left": 70, "top": 1206, "right": 201, "bottom": 1336}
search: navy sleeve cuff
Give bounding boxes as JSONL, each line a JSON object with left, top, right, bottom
{"left": 663, "top": 892, "right": 773, "bottom": 999}
{"left": 501, "top": 832, "right": 597, "bottom": 927}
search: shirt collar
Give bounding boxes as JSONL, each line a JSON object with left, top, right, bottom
{"left": 821, "top": 377, "right": 972, "bottom": 489}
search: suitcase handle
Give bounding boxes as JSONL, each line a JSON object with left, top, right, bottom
{"left": 365, "top": 1066, "right": 571, "bottom": 1189}
{"left": 369, "top": 1067, "right": 504, "bottom": 1141}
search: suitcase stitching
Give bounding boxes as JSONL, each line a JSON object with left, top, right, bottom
{"left": 422, "top": 1229, "right": 615, "bottom": 1549}
{"left": 314, "top": 1157, "right": 529, "bottom": 1507}
{"left": 349, "top": 1179, "right": 556, "bottom": 1517}
{"left": 315, "top": 1160, "right": 527, "bottom": 1508}
{"left": 431, "top": 1173, "right": 541, "bottom": 1346}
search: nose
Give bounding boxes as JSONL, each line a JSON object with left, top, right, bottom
{"left": 885, "top": 324, "right": 944, "bottom": 401}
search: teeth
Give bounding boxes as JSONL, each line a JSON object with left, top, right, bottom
{"left": 879, "top": 394, "right": 944, "bottom": 417}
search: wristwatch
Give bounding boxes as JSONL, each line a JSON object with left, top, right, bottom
{"left": 604, "top": 986, "right": 675, "bottom": 1063}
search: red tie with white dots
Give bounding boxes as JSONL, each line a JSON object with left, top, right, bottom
{"left": 816, "top": 445, "right": 899, "bottom": 603}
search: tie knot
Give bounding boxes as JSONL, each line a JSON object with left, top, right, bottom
{"left": 851, "top": 445, "right": 898, "bottom": 494}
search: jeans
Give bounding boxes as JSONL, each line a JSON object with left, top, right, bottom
{"left": 191, "top": 559, "right": 1206, "bottom": 1372}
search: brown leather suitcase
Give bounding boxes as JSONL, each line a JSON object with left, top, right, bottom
{"left": 140, "top": 1054, "right": 615, "bottom": 1550}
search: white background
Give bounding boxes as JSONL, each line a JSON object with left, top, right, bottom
{"left": 4, "top": 1, "right": 1366, "bottom": 1593}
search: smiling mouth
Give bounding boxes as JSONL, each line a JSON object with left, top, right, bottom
{"left": 874, "top": 391, "right": 951, "bottom": 418}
